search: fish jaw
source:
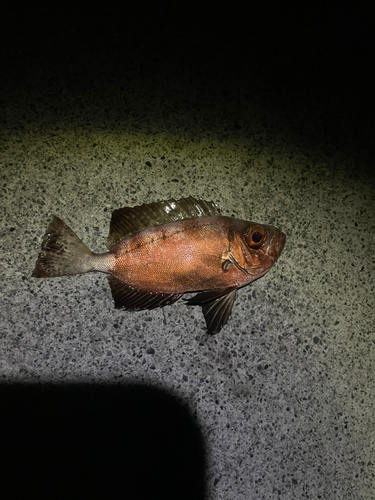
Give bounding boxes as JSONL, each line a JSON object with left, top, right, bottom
{"left": 265, "top": 228, "right": 286, "bottom": 263}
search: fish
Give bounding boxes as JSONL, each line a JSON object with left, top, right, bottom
{"left": 32, "top": 197, "right": 286, "bottom": 334}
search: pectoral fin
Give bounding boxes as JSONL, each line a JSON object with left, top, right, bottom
{"left": 186, "top": 287, "right": 237, "bottom": 334}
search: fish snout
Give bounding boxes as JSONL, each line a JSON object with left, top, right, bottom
{"left": 266, "top": 229, "right": 286, "bottom": 262}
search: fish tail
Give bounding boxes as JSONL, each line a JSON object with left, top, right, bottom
{"left": 32, "top": 216, "right": 97, "bottom": 278}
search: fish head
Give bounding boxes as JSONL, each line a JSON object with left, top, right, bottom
{"left": 238, "top": 222, "right": 286, "bottom": 279}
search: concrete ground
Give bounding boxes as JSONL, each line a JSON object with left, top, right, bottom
{"left": 1, "top": 4, "right": 374, "bottom": 499}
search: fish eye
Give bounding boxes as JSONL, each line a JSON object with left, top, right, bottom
{"left": 246, "top": 226, "right": 267, "bottom": 248}
{"left": 252, "top": 232, "right": 263, "bottom": 243}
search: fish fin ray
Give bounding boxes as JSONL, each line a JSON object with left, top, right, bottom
{"left": 108, "top": 276, "right": 183, "bottom": 310}
{"left": 185, "top": 287, "right": 235, "bottom": 305}
{"left": 32, "top": 216, "right": 95, "bottom": 278}
{"left": 106, "top": 196, "right": 220, "bottom": 248}
{"left": 186, "top": 287, "right": 237, "bottom": 334}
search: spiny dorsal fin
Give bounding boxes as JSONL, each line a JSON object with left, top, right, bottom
{"left": 106, "top": 196, "right": 220, "bottom": 249}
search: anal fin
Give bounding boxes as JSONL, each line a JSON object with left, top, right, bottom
{"left": 108, "top": 276, "right": 183, "bottom": 311}
{"left": 186, "top": 287, "right": 237, "bottom": 334}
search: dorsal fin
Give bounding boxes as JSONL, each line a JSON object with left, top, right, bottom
{"left": 106, "top": 196, "right": 220, "bottom": 249}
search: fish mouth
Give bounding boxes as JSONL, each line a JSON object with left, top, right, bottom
{"left": 278, "top": 232, "right": 286, "bottom": 253}
{"left": 266, "top": 231, "right": 286, "bottom": 262}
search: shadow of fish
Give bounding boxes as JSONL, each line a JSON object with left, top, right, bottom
{"left": 32, "top": 197, "right": 286, "bottom": 334}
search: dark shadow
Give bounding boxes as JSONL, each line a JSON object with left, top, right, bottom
{"left": 0, "top": 383, "right": 205, "bottom": 499}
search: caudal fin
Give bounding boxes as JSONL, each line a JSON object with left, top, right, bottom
{"left": 32, "top": 216, "right": 95, "bottom": 278}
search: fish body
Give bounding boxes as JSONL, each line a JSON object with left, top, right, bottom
{"left": 33, "top": 197, "right": 285, "bottom": 334}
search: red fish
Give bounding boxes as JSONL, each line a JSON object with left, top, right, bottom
{"left": 32, "top": 197, "right": 285, "bottom": 334}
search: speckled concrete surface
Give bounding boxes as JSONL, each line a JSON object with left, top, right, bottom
{"left": 1, "top": 4, "right": 375, "bottom": 499}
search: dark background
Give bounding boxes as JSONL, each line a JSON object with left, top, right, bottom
{"left": 1, "top": 1, "right": 374, "bottom": 162}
